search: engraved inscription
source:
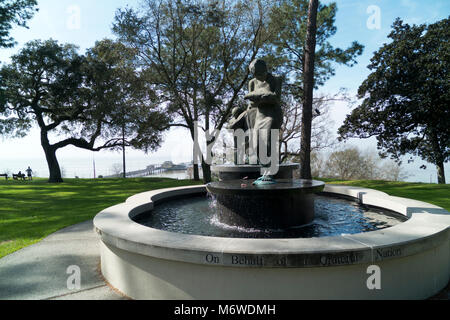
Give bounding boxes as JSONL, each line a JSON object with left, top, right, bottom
{"left": 205, "top": 254, "right": 220, "bottom": 264}
{"left": 275, "top": 257, "right": 287, "bottom": 267}
{"left": 376, "top": 248, "right": 402, "bottom": 259}
{"left": 232, "top": 255, "right": 264, "bottom": 266}
{"left": 320, "top": 253, "right": 359, "bottom": 266}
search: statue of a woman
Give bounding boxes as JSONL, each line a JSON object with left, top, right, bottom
{"left": 244, "top": 59, "right": 282, "bottom": 183}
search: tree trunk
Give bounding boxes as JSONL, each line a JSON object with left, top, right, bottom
{"left": 202, "top": 157, "right": 212, "bottom": 184}
{"left": 122, "top": 123, "right": 126, "bottom": 179}
{"left": 436, "top": 161, "right": 446, "bottom": 184}
{"left": 193, "top": 164, "right": 200, "bottom": 181}
{"left": 43, "top": 146, "right": 63, "bottom": 183}
{"left": 430, "top": 131, "right": 446, "bottom": 184}
{"left": 189, "top": 123, "right": 201, "bottom": 181}
{"left": 40, "top": 129, "right": 63, "bottom": 183}
{"left": 299, "top": 0, "right": 319, "bottom": 180}
{"left": 202, "top": 107, "right": 212, "bottom": 184}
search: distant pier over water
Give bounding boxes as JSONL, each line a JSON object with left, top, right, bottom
{"left": 104, "top": 161, "right": 198, "bottom": 180}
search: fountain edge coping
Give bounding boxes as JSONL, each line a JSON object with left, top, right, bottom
{"left": 211, "top": 163, "right": 299, "bottom": 172}
{"left": 93, "top": 184, "right": 450, "bottom": 268}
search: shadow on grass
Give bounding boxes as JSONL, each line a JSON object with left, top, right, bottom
{"left": 0, "top": 178, "right": 202, "bottom": 258}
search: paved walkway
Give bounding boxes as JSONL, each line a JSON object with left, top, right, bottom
{"left": 0, "top": 220, "right": 127, "bottom": 300}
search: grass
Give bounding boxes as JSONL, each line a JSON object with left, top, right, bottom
{"left": 0, "top": 177, "right": 448, "bottom": 259}
{"left": 318, "top": 178, "right": 450, "bottom": 212}
{"left": 0, "top": 177, "right": 202, "bottom": 259}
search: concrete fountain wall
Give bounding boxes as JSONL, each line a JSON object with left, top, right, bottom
{"left": 93, "top": 185, "right": 450, "bottom": 300}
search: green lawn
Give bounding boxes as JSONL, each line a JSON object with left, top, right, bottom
{"left": 0, "top": 177, "right": 448, "bottom": 259}
{"left": 318, "top": 178, "right": 450, "bottom": 212}
{"left": 0, "top": 177, "right": 202, "bottom": 259}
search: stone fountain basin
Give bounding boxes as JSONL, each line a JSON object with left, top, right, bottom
{"left": 206, "top": 179, "right": 325, "bottom": 228}
{"left": 93, "top": 184, "right": 450, "bottom": 300}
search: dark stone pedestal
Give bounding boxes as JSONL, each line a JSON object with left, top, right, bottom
{"left": 212, "top": 164, "right": 299, "bottom": 181}
{"left": 207, "top": 179, "right": 325, "bottom": 229}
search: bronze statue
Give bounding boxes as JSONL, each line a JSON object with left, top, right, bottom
{"left": 228, "top": 59, "right": 283, "bottom": 184}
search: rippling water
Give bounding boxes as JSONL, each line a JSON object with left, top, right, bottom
{"left": 134, "top": 195, "right": 407, "bottom": 239}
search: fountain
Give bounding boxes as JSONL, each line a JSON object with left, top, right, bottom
{"left": 93, "top": 59, "right": 449, "bottom": 300}
{"left": 208, "top": 59, "right": 325, "bottom": 229}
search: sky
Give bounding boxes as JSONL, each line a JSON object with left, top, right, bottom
{"left": 0, "top": 0, "right": 449, "bottom": 181}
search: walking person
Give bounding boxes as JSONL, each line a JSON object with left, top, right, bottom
{"left": 26, "top": 166, "right": 33, "bottom": 181}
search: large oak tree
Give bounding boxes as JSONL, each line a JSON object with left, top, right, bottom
{"left": 338, "top": 18, "right": 449, "bottom": 184}
{"left": 0, "top": 39, "right": 169, "bottom": 182}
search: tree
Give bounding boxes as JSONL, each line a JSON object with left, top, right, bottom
{"left": 111, "top": 163, "right": 123, "bottom": 176}
{"left": 268, "top": 0, "right": 364, "bottom": 179}
{"left": 0, "top": 39, "right": 169, "bottom": 182}
{"left": 0, "top": 0, "right": 38, "bottom": 49}
{"left": 280, "top": 91, "right": 346, "bottom": 162}
{"left": 300, "top": 0, "right": 319, "bottom": 180}
{"left": 380, "top": 161, "right": 409, "bottom": 182}
{"left": 338, "top": 18, "right": 449, "bottom": 184}
{"left": 323, "top": 147, "right": 379, "bottom": 180}
{"left": 83, "top": 39, "right": 170, "bottom": 178}
{"left": 319, "top": 147, "right": 409, "bottom": 181}
{"left": 113, "top": 0, "right": 270, "bottom": 183}
{"left": 324, "top": 147, "right": 364, "bottom": 180}
{"left": 310, "top": 151, "right": 326, "bottom": 178}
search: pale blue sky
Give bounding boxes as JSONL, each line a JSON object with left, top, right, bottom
{"left": 0, "top": 0, "right": 449, "bottom": 181}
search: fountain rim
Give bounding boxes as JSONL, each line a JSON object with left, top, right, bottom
{"left": 211, "top": 163, "right": 299, "bottom": 173}
{"left": 206, "top": 179, "right": 326, "bottom": 195}
{"left": 93, "top": 184, "right": 450, "bottom": 269}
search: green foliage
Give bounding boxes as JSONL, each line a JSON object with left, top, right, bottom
{"left": 268, "top": 0, "right": 364, "bottom": 93}
{"left": 0, "top": 0, "right": 38, "bottom": 49}
{"left": 0, "top": 39, "right": 83, "bottom": 138}
{"left": 0, "top": 39, "right": 170, "bottom": 182}
{"left": 338, "top": 18, "right": 449, "bottom": 183}
{"left": 267, "top": 0, "right": 363, "bottom": 180}
{"left": 75, "top": 39, "right": 170, "bottom": 153}
{"left": 113, "top": 0, "right": 269, "bottom": 132}
{"left": 113, "top": 0, "right": 272, "bottom": 182}
{"left": 0, "top": 178, "right": 202, "bottom": 258}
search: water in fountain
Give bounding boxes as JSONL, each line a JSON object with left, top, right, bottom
{"left": 134, "top": 194, "right": 407, "bottom": 239}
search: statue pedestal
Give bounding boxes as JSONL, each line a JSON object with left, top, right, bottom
{"left": 212, "top": 163, "right": 299, "bottom": 181}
